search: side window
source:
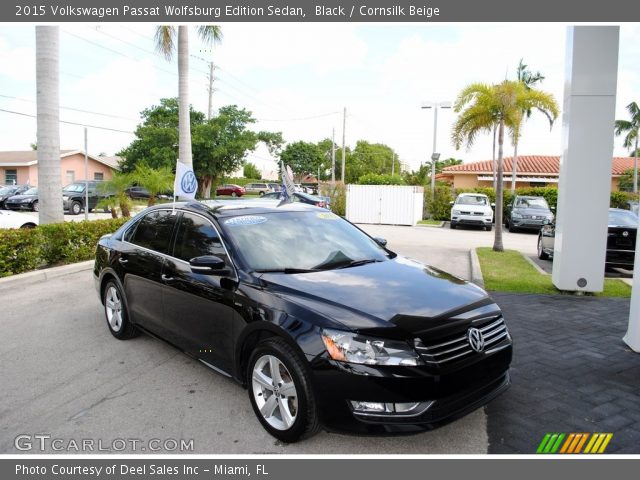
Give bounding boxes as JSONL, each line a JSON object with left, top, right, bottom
{"left": 129, "top": 210, "right": 176, "bottom": 254}
{"left": 174, "top": 212, "right": 225, "bottom": 262}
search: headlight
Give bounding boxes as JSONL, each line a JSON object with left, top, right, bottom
{"left": 452, "top": 209, "right": 461, "bottom": 215}
{"left": 512, "top": 212, "right": 523, "bottom": 219}
{"left": 321, "top": 329, "right": 423, "bottom": 366}
{"left": 62, "top": 196, "right": 69, "bottom": 201}
{"left": 20, "top": 199, "right": 30, "bottom": 203}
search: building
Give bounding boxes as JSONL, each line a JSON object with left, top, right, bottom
{"left": 438, "top": 155, "right": 637, "bottom": 192}
{"left": 0, "top": 150, "right": 121, "bottom": 186}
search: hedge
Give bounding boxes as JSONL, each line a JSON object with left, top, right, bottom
{"left": 0, "top": 218, "right": 128, "bottom": 278}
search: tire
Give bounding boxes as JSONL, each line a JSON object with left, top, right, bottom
{"left": 259, "top": 191, "right": 265, "bottom": 197}
{"left": 504, "top": 218, "right": 509, "bottom": 228}
{"left": 247, "top": 338, "right": 320, "bottom": 443}
{"left": 508, "top": 222, "right": 517, "bottom": 233}
{"left": 485, "top": 225, "right": 492, "bottom": 232}
{"left": 102, "top": 280, "right": 139, "bottom": 339}
{"left": 231, "top": 192, "right": 237, "bottom": 197}
{"left": 70, "top": 201, "right": 82, "bottom": 215}
{"left": 450, "top": 222, "right": 456, "bottom": 229}
{"left": 20, "top": 223, "right": 36, "bottom": 229}
{"left": 537, "top": 236, "right": 550, "bottom": 260}
{"left": 32, "top": 201, "right": 38, "bottom": 212}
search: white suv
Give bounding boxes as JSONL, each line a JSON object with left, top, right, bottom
{"left": 450, "top": 193, "right": 494, "bottom": 231}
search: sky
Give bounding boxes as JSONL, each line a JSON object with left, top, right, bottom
{"left": 0, "top": 23, "right": 639, "bottom": 176}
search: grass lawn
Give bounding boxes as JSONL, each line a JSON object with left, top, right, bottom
{"left": 476, "top": 248, "right": 632, "bottom": 298}
{"left": 417, "top": 219, "right": 443, "bottom": 226}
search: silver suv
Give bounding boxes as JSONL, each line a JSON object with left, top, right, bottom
{"left": 244, "top": 183, "right": 274, "bottom": 196}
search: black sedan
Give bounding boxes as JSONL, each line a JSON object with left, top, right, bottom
{"left": 94, "top": 201, "right": 512, "bottom": 442}
{"left": 538, "top": 208, "right": 638, "bottom": 269}
{"left": 5, "top": 187, "right": 39, "bottom": 211}
{"left": 260, "top": 191, "right": 328, "bottom": 208}
{"left": 0, "top": 185, "right": 30, "bottom": 209}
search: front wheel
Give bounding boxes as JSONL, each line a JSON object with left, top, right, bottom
{"left": 259, "top": 191, "right": 265, "bottom": 197}
{"left": 247, "top": 338, "right": 320, "bottom": 443}
{"left": 32, "top": 201, "right": 39, "bottom": 212}
{"left": 231, "top": 191, "right": 237, "bottom": 197}
{"left": 485, "top": 225, "right": 492, "bottom": 231}
{"left": 70, "top": 201, "right": 82, "bottom": 215}
{"left": 450, "top": 222, "right": 456, "bottom": 229}
{"left": 537, "top": 236, "right": 550, "bottom": 260}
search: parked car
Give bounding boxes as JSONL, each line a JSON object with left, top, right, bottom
{"left": 505, "top": 195, "right": 555, "bottom": 232}
{"left": 537, "top": 208, "right": 638, "bottom": 270}
{"left": 260, "top": 191, "right": 329, "bottom": 208}
{"left": 450, "top": 193, "right": 494, "bottom": 231}
{"left": 0, "top": 209, "right": 38, "bottom": 229}
{"left": 5, "top": 187, "right": 39, "bottom": 211}
{"left": 244, "top": 183, "right": 273, "bottom": 196}
{"left": 216, "top": 184, "right": 245, "bottom": 197}
{"left": 94, "top": 201, "right": 512, "bottom": 442}
{"left": 63, "top": 181, "right": 109, "bottom": 215}
{"left": 0, "top": 185, "right": 30, "bottom": 209}
{"left": 125, "top": 186, "right": 150, "bottom": 199}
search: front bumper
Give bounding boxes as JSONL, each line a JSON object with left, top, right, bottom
{"left": 310, "top": 344, "right": 512, "bottom": 433}
{"left": 451, "top": 214, "right": 493, "bottom": 227}
{"left": 510, "top": 218, "right": 546, "bottom": 230}
{"left": 606, "top": 249, "right": 635, "bottom": 269}
{"left": 5, "top": 202, "right": 32, "bottom": 211}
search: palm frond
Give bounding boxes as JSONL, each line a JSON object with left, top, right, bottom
{"left": 197, "top": 25, "right": 223, "bottom": 46}
{"left": 154, "top": 26, "right": 176, "bottom": 60}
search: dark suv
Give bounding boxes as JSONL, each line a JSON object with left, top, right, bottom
{"left": 505, "top": 195, "right": 554, "bottom": 232}
{"left": 63, "top": 181, "right": 109, "bottom": 215}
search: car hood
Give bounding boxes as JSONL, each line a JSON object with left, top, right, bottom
{"left": 0, "top": 210, "right": 38, "bottom": 227}
{"left": 513, "top": 207, "right": 551, "bottom": 216}
{"left": 258, "top": 256, "right": 492, "bottom": 335}
{"left": 454, "top": 204, "right": 490, "bottom": 213}
{"left": 6, "top": 194, "right": 37, "bottom": 201}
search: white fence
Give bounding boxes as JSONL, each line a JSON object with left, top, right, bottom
{"left": 345, "top": 185, "right": 424, "bottom": 226}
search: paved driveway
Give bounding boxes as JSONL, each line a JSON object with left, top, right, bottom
{"left": 0, "top": 225, "right": 489, "bottom": 455}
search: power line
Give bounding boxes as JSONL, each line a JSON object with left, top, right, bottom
{"left": 257, "top": 111, "right": 341, "bottom": 122}
{"left": 0, "top": 108, "right": 135, "bottom": 134}
{"left": 0, "top": 94, "right": 139, "bottom": 121}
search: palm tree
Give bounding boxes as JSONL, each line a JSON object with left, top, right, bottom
{"left": 452, "top": 80, "right": 558, "bottom": 251}
{"left": 155, "top": 26, "right": 222, "bottom": 177}
{"left": 133, "top": 164, "right": 174, "bottom": 206}
{"left": 98, "top": 171, "right": 134, "bottom": 218}
{"left": 511, "top": 60, "right": 548, "bottom": 193}
{"left": 615, "top": 102, "right": 639, "bottom": 194}
{"left": 35, "top": 26, "right": 63, "bottom": 224}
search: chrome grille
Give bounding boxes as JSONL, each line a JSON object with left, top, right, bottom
{"left": 414, "top": 317, "right": 509, "bottom": 366}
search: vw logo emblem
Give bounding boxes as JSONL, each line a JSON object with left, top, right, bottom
{"left": 622, "top": 231, "right": 629, "bottom": 237}
{"left": 181, "top": 171, "right": 197, "bottom": 194}
{"left": 467, "top": 328, "right": 485, "bottom": 353}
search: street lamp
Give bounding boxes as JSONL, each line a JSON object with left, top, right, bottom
{"left": 421, "top": 101, "right": 451, "bottom": 199}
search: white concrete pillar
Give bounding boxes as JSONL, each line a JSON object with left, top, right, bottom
{"left": 552, "top": 26, "right": 619, "bottom": 292}
{"left": 623, "top": 230, "right": 640, "bottom": 351}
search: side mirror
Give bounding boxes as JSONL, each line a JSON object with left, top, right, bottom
{"left": 542, "top": 218, "right": 552, "bottom": 226}
{"left": 449, "top": 201, "right": 454, "bottom": 206}
{"left": 550, "top": 206, "right": 556, "bottom": 211}
{"left": 491, "top": 202, "right": 496, "bottom": 208}
{"left": 189, "top": 255, "right": 227, "bottom": 274}
{"left": 373, "top": 237, "right": 388, "bottom": 247}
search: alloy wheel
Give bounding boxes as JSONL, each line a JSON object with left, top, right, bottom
{"left": 251, "top": 354, "right": 298, "bottom": 430}
{"left": 105, "top": 285, "right": 123, "bottom": 332}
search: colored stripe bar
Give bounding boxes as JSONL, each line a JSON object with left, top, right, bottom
{"left": 560, "top": 433, "right": 576, "bottom": 454}
{"left": 550, "top": 433, "right": 566, "bottom": 453}
{"left": 537, "top": 433, "right": 553, "bottom": 454}
{"left": 598, "top": 434, "right": 613, "bottom": 453}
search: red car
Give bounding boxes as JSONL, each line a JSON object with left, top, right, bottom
{"left": 216, "top": 184, "right": 245, "bottom": 197}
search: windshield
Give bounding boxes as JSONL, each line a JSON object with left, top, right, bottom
{"left": 23, "top": 188, "right": 37, "bottom": 195}
{"left": 0, "top": 187, "right": 16, "bottom": 195}
{"left": 515, "top": 197, "right": 549, "bottom": 209}
{"left": 63, "top": 184, "right": 85, "bottom": 193}
{"left": 220, "top": 210, "right": 389, "bottom": 272}
{"left": 609, "top": 209, "right": 639, "bottom": 227}
{"left": 456, "top": 195, "right": 488, "bottom": 206}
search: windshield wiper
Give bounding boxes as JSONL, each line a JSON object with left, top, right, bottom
{"left": 252, "top": 267, "right": 321, "bottom": 274}
{"left": 318, "top": 258, "right": 382, "bottom": 270}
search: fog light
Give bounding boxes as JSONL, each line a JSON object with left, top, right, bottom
{"left": 350, "top": 400, "right": 431, "bottom": 415}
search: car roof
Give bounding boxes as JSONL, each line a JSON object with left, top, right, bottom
{"left": 457, "top": 192, "right": 488, "bottom": 197}
{"left": 147, "top": 199, "right": 322, "bottom": 219}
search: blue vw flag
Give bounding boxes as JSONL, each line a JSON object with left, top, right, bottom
{"left": 280, "top": 161, "right": 295, "bottom": 205}
{"left": 174, "top": 161, "right": 198, "bottom": 200}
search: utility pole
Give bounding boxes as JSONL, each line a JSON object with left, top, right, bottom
{"left": 84, "top": 127, "right": 88, "bottom": 221}
{"left": 341, "top": 107, "right": 346, "bottom": 183}
{"left": 331, "top": 128, "right": 336, "bottom": 182}
{"left": 391, "top": 153, "right": 395, "bottom": 176}
{"left": 207, "top": 62, "right": 215, "bottom": 120}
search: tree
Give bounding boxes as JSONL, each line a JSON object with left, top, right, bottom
{"left": 280, "top": 141, "right": 324, "bottom": 180}
{"left": 243, "top": 162, "right": 261, "bottom": 179}
{"left": 98, "top": 171, "right": 134, "bottom": 218}
{"left": 615, "top": 101, "right": 639, "bottom": 194}
{"left": 132, "top": 164, "right": 174, "bottom": 206}
{"left": 346, "top": 141, "right": 399, "bottom": 183}
{"left": 452, "top": 80, "right": 558, "bottom": 252}
{"left": 35, "top": 26, "right": 63, "bottom": 224}
{"left": 155, "top": 26, "right": 222, "bottom": 176}
{"left": 511, "top": 59, "right": 551, "bottom": 193}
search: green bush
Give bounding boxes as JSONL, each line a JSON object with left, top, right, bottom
{"left": 0, "top": 218, "right": 128, "bottom": 278}
{"left": 356, "top": 173, "right": 405, "bottom": 185}
{"left": 424, "top": 186, "right": 454, "bottom": 220}
{"left": 320, "top": 182, "right": 346, "bottom": 217}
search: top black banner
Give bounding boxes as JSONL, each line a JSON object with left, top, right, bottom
{"left": 5, "top": 0, "right": 640, "bottom": 22}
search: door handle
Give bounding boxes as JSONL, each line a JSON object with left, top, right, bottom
{"left": 118, "top": 257, "right": 129, "bottom": 264}
{"left": 161, "top": 274, "right": 175, "bottom": 282}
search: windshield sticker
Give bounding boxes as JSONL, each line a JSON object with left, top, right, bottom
{"left": 225, "top": 215, "right": 267, "bottom": 226}
{"left": 317, "top": 212, "right": 338, "bottom": 220}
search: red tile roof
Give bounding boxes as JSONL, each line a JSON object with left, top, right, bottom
{"left": 442, "top": 155, "right": 637, "bottom": 176}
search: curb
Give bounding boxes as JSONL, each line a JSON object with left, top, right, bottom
{"left": 415, "top": 221, "right": 444, "bottom": 228}
{"left": 469, "top": 248, "right": 484, "bottom": 288}
{"left": 0, "top": 260, "right": 94, "bottom": 289}
{"left": 522, "top": 254, "right": 550, "bottom": 275}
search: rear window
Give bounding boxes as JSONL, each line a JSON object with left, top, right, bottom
{"left": 129, "top": 210, "right": 176, "bottom": 254}
{"left": 609, "top": 210, "right": 639, "bottom": 227}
